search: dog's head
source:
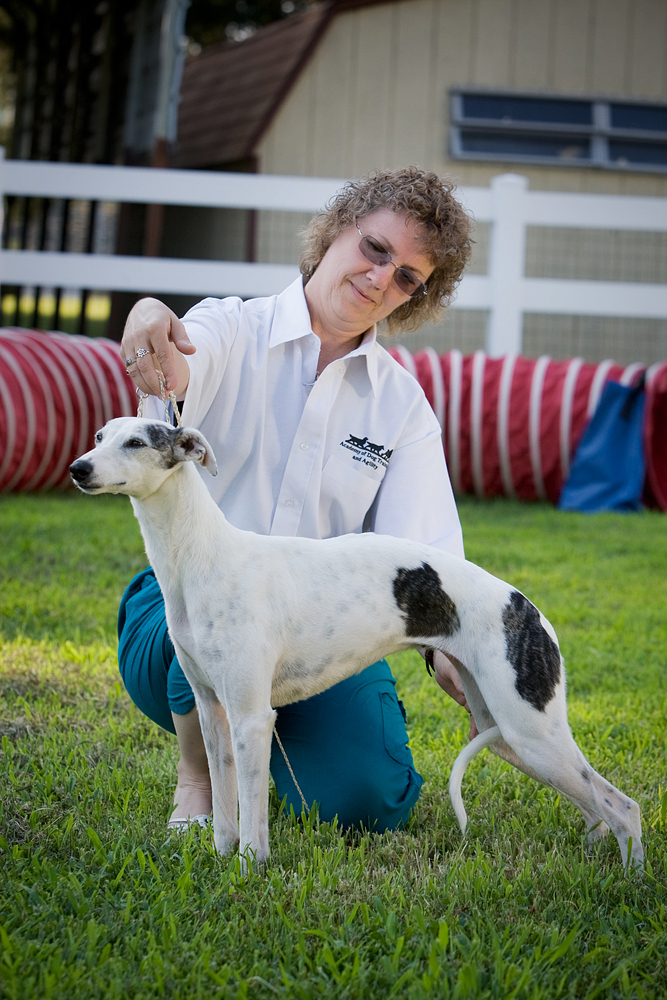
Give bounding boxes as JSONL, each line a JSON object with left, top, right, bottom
{"left": 69, "top": 417, "right": 218, "bottom": 498}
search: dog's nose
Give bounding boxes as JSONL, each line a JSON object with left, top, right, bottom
{"left": 69, "top": 459, "right": 94, "bottom": 484}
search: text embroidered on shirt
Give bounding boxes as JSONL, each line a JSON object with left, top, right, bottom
{"left": 340, "top": 434, "right": 394, "bottom": 471}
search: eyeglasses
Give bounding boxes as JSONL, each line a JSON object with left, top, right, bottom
{"left": 356, "top": 222, "right": 428, "bottom": 298}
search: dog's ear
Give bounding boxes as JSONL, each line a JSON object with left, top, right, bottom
{"left": 172, "top": 428, "right": 218, "bottom": 476}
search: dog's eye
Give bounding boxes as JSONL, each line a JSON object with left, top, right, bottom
{"left": 94, "top": 431, "right": 103, "bottom": 444}
{"left": 124, "top": 438, "right": 146, "bottom": 449}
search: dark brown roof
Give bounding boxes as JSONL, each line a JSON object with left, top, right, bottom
{"left": 171, "top": 0, "right": 399, "bottom": 169}
{"left": 172, "top": 4, "right": 331, "bottom": 169}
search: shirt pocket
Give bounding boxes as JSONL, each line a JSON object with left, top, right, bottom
{"left": 321, "top": 453, "right": 386, "bottom": 502}
{"left": 319, "top": 453, "right": 386, "bottom": 537}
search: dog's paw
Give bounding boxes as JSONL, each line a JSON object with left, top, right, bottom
{"left": 587, "top": 819, "right": 610, "bottom": 843}
{"left": 213, "top": 833, "right": 241, "bottom": 857}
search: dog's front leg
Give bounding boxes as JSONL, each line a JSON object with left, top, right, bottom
{"left": 195, "top": 693, "right": 239, "bottom": 855}
{"left": 228, "top": 704, "right": 276, "bottom": 870}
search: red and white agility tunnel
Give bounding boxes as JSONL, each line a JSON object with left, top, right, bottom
{"left": 388, "top": 347, "right": 667, "bottom": 511}
{"left": 0, "top": 328, "right": 665, "bottom": 509}
{"left": 0, "top": 328, "right": 134, "bottom": 492}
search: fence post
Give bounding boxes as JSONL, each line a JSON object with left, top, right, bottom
{"left": 485, "top": 173, "right": 528, "bottom": 357}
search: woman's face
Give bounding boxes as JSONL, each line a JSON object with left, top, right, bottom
{"left": 306, "top": 208, "right": 434, "bottom": 339}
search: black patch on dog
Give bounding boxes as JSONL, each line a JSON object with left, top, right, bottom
{"left": 393, "top": 562, "right": 460, "bottom": 638}
{"left": 581, "top": 769, "right": 591, "bottom": 782}
{"left": 502, "top": 590, "right": 560, "bottom": 712}
{"left": 146, "top": 423, "right": 178, "bottom": 467}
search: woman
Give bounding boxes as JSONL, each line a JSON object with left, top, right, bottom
{"left": 119, "top": 166, "right": 474, "bottom": 833}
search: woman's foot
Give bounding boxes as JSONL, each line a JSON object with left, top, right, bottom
{"left": 169, "top": 758, "right": 213, "bottom": 823}
{"left": 169, "top": 708, "right": 213, "bottom": 824}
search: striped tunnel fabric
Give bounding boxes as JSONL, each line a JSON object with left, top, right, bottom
{"left": 1, "top": 329, "right": 664, "bottom": 508}
{"left": 645, "top": 359, "right": 667, "bottom": 511}
{"left": 389, "top": 348, "right": 667, "bottom": 510}
{"left": 0, "top": 328, "right": 134, "bottom": 492}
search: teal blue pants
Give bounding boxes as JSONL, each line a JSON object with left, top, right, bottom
{"left": 118, "top": 568, "right": 423, "bottom": 831}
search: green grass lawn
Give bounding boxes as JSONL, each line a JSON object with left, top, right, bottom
{"left": 1, "top": 493, "right": 666, "bottom": 999}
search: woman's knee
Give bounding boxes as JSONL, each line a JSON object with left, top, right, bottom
{"left": 270, "top": 662, "right": 423, "bottom": 832}
{"left": 271, "top": 734, "right": 422, "bottom": 832}
{"left": 117, "top": 568, "right": 194, "bottom": 734}
{"left": 323, "top": 757, "right": 423, "bottom": 832}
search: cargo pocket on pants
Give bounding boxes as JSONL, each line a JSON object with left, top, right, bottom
{"left": 379, "top": 691, "right": 414, "bottom": 767}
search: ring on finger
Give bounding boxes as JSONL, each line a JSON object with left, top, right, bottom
{"left": 124, "top": 348, "right": 150, "bottom": 368}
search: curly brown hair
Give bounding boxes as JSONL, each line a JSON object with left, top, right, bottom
{"left": 299, "top": 166, "right": 473, "bottom": 335}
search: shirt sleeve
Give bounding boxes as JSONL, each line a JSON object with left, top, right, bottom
{"left": 178, "top": 296, "right": 242, "bottom": 429}
{"left": 370, "top": 397, "right": 465, "bottom": 558}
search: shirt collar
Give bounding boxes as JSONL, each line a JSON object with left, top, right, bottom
{"left": 269, "top": 275, "right": 380, "bottom": 396}
{"left": 269, "top": 276, "right": 315, "bottom": 348}
{"left": 341, "top": 326, "right": 380, "bottom": 396}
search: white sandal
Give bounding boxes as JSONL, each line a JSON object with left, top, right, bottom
{"left": 167, "top": 814, "right": 211, "bottom": 831}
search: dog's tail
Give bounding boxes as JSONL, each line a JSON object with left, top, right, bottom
{"left": 449, "top": 725, "right": 502, "bottom": 835}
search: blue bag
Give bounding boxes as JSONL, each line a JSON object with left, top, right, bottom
{"left": 558, "top": 377, "right": 646, "bottom": 512}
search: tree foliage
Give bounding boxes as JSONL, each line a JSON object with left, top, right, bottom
{"left": 186, "top": 0, "right": 316, "bottom": 48}
{"left": 0, "top": 0, "right": 137, "bottom": 163}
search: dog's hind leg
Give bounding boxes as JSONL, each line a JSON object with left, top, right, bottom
{"left": 452, "top": 659, "right": 610, "bottom": 845}
{"left": 452, "top": 658, "right": 550, "bottom": 784}
{"left": 457, "top": 645, "right": 639, "bottom": 864}
{"left": 499, "top": 720, "right": 643, "bottom": 868}
{"left": 491, "top": 740, "right": 611, "bottom": 846}
{"left": 194, "top": 691, "right": 239, "bottom": 856}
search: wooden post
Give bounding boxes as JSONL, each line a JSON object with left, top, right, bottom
{"left": 142, "top": 139, "right": 168, "bottom": 258}
{"left": 486, "top": 173, "right": 528, "bottom": 358}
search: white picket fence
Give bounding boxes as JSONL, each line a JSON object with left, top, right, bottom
{"left": 2, "top": 149, "right": 667, "bottom": 356}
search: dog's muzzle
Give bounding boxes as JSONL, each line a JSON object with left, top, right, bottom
{"left": 69, "top": 458, "right": 95, "bottom": 487}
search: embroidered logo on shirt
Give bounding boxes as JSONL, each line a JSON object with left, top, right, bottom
{"left": 340, "top": 433, "right": 393, "bottom": 470}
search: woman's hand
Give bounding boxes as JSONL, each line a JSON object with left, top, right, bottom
{"left": 432, "top": 650, "right": 478, "bottom": 741}
{"left": 121, "top": 297, "right": 196, "bottom": 398}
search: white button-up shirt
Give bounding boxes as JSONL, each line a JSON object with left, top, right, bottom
{"left": 143, "top": 277, "right": 463, "bottom": 556}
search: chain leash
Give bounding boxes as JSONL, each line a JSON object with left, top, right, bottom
{"left": 273, "top": 725, "right": 309, "bottom": 812}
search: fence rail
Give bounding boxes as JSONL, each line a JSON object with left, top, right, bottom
{"left": 2, "top": 149, "right": 667, "bottom": 356}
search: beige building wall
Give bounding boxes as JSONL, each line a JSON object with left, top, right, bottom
{"left": 255, "top": 0, "right": 667, "bottom": 363}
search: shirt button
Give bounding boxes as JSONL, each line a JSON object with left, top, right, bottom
{"left": 284, "top": 498, "right": 294, "bottom": 507}
{"left": 300, "top": 442, "right": 309, "bottom": 450}
{"left": 337, "top": 365, "right": 345, "bottom": 374}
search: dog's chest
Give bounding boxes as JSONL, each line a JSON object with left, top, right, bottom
{"left": 163, "top": 599, "right": 201, "bottom": 667}
{"left": 270, "top": 649, "right": 368, "bottom": 707}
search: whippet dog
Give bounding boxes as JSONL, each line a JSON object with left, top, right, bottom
{"left": 70, "top": 418, "right": 643, "bottom": 870}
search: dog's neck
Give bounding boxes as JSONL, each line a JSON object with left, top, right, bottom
{"left": 130, "top": 462, "right": 236, "bottom": 599}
